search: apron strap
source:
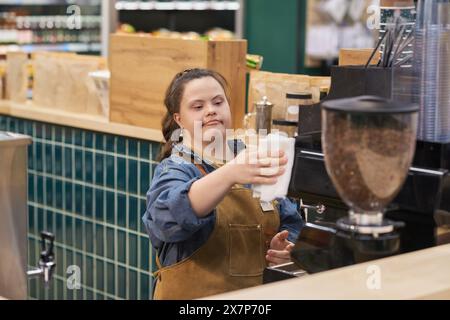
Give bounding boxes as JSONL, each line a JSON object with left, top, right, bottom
{"left": 152, "top": 251, "right": 164, "bottom": 279}
{"left": 195, "top": 164, "right": 208, "bottom": 176}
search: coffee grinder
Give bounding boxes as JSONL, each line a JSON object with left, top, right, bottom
{"left": 290, "top": 96, "right": 420, "bottom": 273}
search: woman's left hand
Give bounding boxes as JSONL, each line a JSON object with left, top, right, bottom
{"left": 266, "top": 230, "right": 295, "bottom": 267}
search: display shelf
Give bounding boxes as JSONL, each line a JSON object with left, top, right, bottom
{"left": 0, "top": 0, "right": 103, "bottom": 54}
{"left": 115, "top": 1, "right": 240, "bottom": 11}
{"left": 0, "top": 42, "right": 101, "bottom": 54}
{"left": 116, "top": 0, "right": 244, "bottom": 38}
{"left": 0, "top": 0, "right": 100, "bottom": 5}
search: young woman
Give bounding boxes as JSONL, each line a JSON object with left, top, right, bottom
{"left": 142, "top": 68, "right": 303, "bottom": 300}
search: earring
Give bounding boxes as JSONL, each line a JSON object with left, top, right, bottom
{"left": 178, "top": 128, "right": 184, "bottom": 158}
{"left": 179, "top": 128, "right": 184, "bottom": 140}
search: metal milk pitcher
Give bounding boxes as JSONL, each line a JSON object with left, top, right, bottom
{"left": 244, "top": 96, "right": 274, "bottom": 134}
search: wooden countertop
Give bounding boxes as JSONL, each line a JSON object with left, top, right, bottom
{"left": 206, "top": 244, "right": 450, "bottom": 300}
{"left": 0, "top": 100, "right": 164, "bottom": 142}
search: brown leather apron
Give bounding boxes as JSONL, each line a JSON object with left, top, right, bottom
{"left": 153, "top": 164, "right": 280, "bottom": 300}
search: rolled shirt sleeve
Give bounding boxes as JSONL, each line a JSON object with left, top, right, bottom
{"left": 143, "top": 157, "right": 215, "bottom": 244}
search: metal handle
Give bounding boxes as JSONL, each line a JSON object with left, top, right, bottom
{"left": 300, "top": 199, "right": 326, "bottom": 214}
{"left": 28, "top": 231, "right": 56, "bottom": 287}
{"left": 40, "top": 231, "right": 55, "bottom": 263}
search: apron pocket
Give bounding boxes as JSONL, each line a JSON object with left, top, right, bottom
{"left": 229, "top": 224, "right": 264, "bottom": 276}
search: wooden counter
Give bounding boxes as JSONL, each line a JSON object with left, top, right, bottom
{"left": 0, "top": 100, "right": 164, "bottom": 142}
{"left": 207, "top": 244, "right": 450, "bottom": 300}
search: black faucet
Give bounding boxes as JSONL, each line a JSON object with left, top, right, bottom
{"left": 27, "top": 231, "right": 56, "bottom": 287}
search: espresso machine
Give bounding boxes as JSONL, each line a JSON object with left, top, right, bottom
{"left": 264, "top": 66, "right": 450, "bottom": 281}
{"left": 263, "top": 0, "right": 450, "bottom": 281}
{"left": 289, "top": 81, "right": 450, "bottom": 277}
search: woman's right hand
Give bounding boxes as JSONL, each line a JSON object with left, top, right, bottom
{"left": 223, "top": 146, "right": 288, "bottom": 186}
{"left": 188, "top": 145, "right": 288, "bottom": 218}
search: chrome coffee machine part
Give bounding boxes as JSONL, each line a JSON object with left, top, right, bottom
{"left": 299, "top": 199, "right": 326, "bottom": 215}
{"left": 336, "top": 211, "right": 395, "bottom": 238}
{"left": 27, "top": 231, "right": 56, "bottom": 288}
{"left": 349, "top": 211, "right": 384, "bottom": 225}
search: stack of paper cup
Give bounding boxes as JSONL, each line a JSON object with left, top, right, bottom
{"left": 252, "top": 133, "right": 296, "bottom": 202}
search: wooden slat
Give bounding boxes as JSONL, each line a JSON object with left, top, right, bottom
{"left": 207, "top": 40, "right": 247, "bottom": 129}
{"left": 6, "top": 51, "right": 28, "bottom": 103}
{"left": 339, "top": 48, "right": 381, "bottom": 66}
{"left": 380, "top": 0, "right": 414, "bottom": 7}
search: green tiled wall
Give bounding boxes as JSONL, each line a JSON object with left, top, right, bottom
{"left": 0, "top": 115, "right": 160, "bottom": 300}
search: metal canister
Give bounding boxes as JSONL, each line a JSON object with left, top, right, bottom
{"left": 0, "top": 132, "right": 31, "bottom": 300}
{"left": 255, "top": 96, "right": 274, "bottom": 134}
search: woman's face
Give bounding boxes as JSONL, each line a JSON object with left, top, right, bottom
{"left": 174, "top": 76, "right": 232, "bottom": 147}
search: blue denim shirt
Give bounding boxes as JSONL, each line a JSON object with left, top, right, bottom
{"left": 142, "top": 141, "right": 304, "bottom": 268}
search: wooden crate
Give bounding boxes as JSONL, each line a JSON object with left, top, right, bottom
{"left": 109, "top": 34, "right": 247, "bottom": 130}
{"left": 339, "top": 48, "right": 380, "bottom": 66}
{"left": 33, "top": 52, "right": 107, "bottom": 117}
{"left": 6, "top": 52, "right": 29, "bottom": 103}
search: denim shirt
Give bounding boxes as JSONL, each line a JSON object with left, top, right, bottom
{"left": 142, "top": 141, "right": 304, "bottom": 268}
